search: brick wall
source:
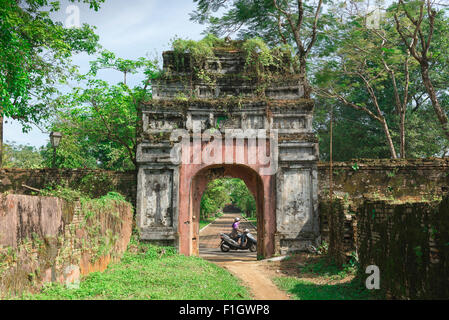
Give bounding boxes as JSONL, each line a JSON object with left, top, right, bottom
{"left": 318, "top": 158, "right": 449, "bottom": 205}
{"left": 0, "top": 194, "right": 133, "bottom": 298}
{"left": 0, "top": 168, "right": 137, "bottom": 207}
{"left": 317, "top": 158, "right": 449, "bottom": 266}
{"left": 357, "top": 198, "right": 449, "bottom": 299}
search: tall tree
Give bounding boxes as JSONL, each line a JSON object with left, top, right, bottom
{"left": 314, "top": 2, "right": 420, "bottom": 158}
{"left": 191, "top": 0, "right": 326, "bottom": 96}
{"left": 0, "top": 0, "right": 104, "bottom": 166}
{"left": 47, "top": 50, "right": 158, "bottom": 169}
{"left": 394, "top": 0, "right": 449, "bottom": 141}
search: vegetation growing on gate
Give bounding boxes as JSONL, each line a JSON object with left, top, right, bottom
{"left": 163, "top": 34, "right": 299, "bottom": 96}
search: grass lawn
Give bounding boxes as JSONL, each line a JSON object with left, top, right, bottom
{"left": 274, "top": 277, "right": 374, "bottom": 300}
{"left": 271, "top": 254, "right": 382, "bottom": 300}
{"left": 19, "top": 241, "right": 251, "bottom": 300}
{"left": 199, "top": 212, "right": 224, "bottom": 230}
{"left": 199, "top": 219, "right": 214, "bottom": 230}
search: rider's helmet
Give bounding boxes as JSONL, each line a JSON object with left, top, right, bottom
{"left": 244, "top": 228, "right": 250, "bottom": 233}
{"left": 234, "top": 217, "right": 240, "bottom": 222}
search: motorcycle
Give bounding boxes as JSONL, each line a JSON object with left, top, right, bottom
{"left": 219, "top": 231, "right": 257, "bottom": 252}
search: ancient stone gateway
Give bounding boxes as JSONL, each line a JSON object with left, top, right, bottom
{"left": 136, "top": 45, "right": 320, "bottom": 258}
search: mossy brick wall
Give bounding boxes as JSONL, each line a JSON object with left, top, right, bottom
{"left": 318, "top": 159, "right": 449, "bottom": 205}
{"left": 0, "top": 168, "right": 137, "bottom": 207}
{"left": 357, "top": 198, "right": 449, "bottom": 299}
{"left": 0, "top": 194, "right": 133, "bottom": 298}
{"left": 319, "top": 198, "right": 356, "bottom": 265}
{"left": 317, "top": 159, "right": 449, "bottom": 267}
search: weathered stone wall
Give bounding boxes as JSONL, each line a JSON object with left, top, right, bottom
{"left": 319, "top": 199, "right": 356, "bottom": 265}
{"left": 318, "top": 159, "right": 449, "bottom": 204}
{"left": 317, "top": 158, "right": 449, "bottom": 263}
{"left": 0, "top": 168, "right": 137, "bottom": 207}
{"left": 0, "top": 194, "right": 133, "bottom": 298}
{"left": 357, "top": 198, "right": 449, "bottom": 299}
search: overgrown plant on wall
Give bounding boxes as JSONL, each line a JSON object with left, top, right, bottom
{"left": 165, "top": 35, "right": 300, "bottom": 97}
{"left": 0, "top": 190, "right": 132, "bottom": 298}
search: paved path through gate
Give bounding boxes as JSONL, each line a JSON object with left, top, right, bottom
{"left": 199, "top": 213, "right": 290, "bottom": 300}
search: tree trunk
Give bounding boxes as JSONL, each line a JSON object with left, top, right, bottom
{"left": 381, "top": 119, "right": 398, "bottom": 159}
{"left": 400, "top": 110, "right": 406, "bottom": 158}
{"left": 421, "top": 62, "right": 449, "bottom": 141}
{"left": 299, "top": 53, "right": 311, "bottom": 98}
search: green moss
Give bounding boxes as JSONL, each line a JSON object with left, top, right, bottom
{"left": 161, "top": 35, "right": 300, "bottom": 97}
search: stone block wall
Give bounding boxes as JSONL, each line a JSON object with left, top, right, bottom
{"left": 0, "top": 194, "right": 133, "bottom": 298}
{"left": 319, "top": 198, "right": 356, "bottom": 265}
{"left": 318, "top": 159, "right": 449, "bottom": 205}
{"left": 0, "top": 168, "right": 137, "bottom": 208}
{"left": 357, "top": 198, "right": 449, "bottom": 299}
{"left": 317, "top": 158, "right": 449, "bottom": 264}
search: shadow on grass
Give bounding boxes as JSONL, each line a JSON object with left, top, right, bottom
{"left": 273, "top": 253, "right": 385, "bottom": 300}
{"left": 274, "top": 277, "right": 378, "bottom": 300}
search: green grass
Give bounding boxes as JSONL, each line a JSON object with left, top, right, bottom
{"left": 300, "top": 256, "right": 356, "bottom": 280}
{"left": 199, "top": 212, "right": 224, "bottom": 230}
{"left": 273, "top": 277, "right": 376, "bottom": 300}
{"left": 199, "top": 219, "right": 214, "bottom": 230}
{"left": 18, "top": 241, "right": 251, "bottom": 300}
{"left": 241, "top": 213, "right": 257, "bottom": 224}
{"left": 273, "top": 255, "right": 382, "bottom": 300}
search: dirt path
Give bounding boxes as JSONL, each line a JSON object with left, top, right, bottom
{"left": 199, "top": 213, "right": 290, "bottom": 300}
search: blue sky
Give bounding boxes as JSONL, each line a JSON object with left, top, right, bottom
{"left": 5, "top": 0, "right": 206, "bottom": 148}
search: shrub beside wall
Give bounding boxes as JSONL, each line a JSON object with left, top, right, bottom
{"left": 0, "top": 168, "right": 137, "bottom": 207}
{"left": 0, "top": 193, "right": 133, "bottom": 298}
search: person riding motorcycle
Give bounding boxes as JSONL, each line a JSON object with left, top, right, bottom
{"left": 230, "top": 218, "right": 250, "bottom": 247}
{"left": 230, "top": 217, "right": 244, "bottom": 245}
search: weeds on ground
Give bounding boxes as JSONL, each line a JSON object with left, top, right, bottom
{"left": 19, "top": 240, "right": 251, "bottom": 300}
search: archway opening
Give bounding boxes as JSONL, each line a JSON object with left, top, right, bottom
{"left": 189, "top": 164, "right": 266, "bottom": 260}
{"left": 198, "top": 178, "right": 258, "bottom": 261}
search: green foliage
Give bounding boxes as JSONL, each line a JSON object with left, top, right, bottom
{"left": 168, "top": 35, "right": 298, "bottom": 95}
{"left": 20, "top": 241, "right": 251, "bottom": 300}
{"left": 200, "top": 178, "right": 256, "bottom": 220}
{"left": 0, "top": 0, "right": 102, "bottom": 131}
{"left": 170, "top": 34, "right": 224, "bottom": 84}
{"left": 191, "top": 0, "right": 325, "bottom": 49}
{"left": 242, "top": 37, "right": 273, "bottom": 73}
{"left": 229, "top": 178, "right": 256, "bottom": 217}
{"left": 2, "top": 141, "right": 44, "bottom": 168}
{"left": 40, "top": 185, "right": 84, "bottom": 202}
{"left": 44, "top": 51, "right": 159, "bottom": 170}
{"left": 200, "top": 178, "right": 231, "bottom": 219}
{"left": 313, "top": 1, "right": 449, "bottom": 160}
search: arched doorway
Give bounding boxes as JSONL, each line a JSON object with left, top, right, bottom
{"left": 179, "top": 164, "right": 275, "bottom": 259}
{"left": 191, "top": 165, "right": 264, "bottom": 259}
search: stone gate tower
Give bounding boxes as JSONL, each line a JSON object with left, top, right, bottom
{"left": 136, "top": 42, "right": 320, "bottom": 258}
